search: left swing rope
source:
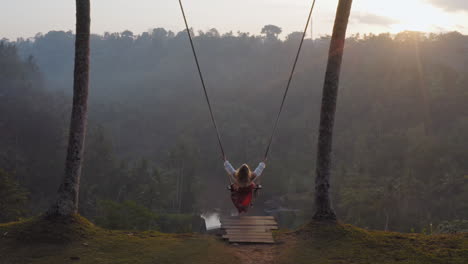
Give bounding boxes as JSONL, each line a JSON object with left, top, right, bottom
{"left": 178, "top": 0, "right": 232, "bottom": 185}
{"left": 178, "top": 0, "right": 227, "bottom": 162}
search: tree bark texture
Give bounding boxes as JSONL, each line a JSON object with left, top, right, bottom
{"left": 49, "top": 0, "right": 91, "bottom": 216}
{"left": 313, "top": 0, "right": 353, "bottom": 221}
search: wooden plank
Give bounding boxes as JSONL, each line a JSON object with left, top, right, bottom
{"left": 225, "top": 234, "right": 273, "bottom": 237}
{"left": 224, "top": 235, "right": 273, "bottom": 239}
{"left": 222, "top": 225, "right": 278, "bottom": 230}
{"left": 221, "top": 223, "right": 277, "bottom": 227}
{"left": 224, "top": 216, "right": 274, "bottom": 219}
{"left": 224, "top": 237, "right": 274, "bottom": 242}
{"left": 226, "top": 215, "right": 274, "bottom": 218}
{"left": 222, "top": 224, "right": 277, "bottom": 228}
{"left": 220, "top": 221, "right": 278, "bottom": 226}
{"left": 221, "top": 218, "right": 277, "bottom": 222}
{"left": 227, "top": 237, "right": 274, "bottom": 243}
{"left": 221, "top": 220, "right": 274, "bottom": 223}
{"left": 228, "top": 239, "right": 274, "bottom": 244}
{"left": 224, "top": 237, "right": 273, "bottom": 241}
{"left": 222, "top": 226, "right": 270, "bottom": 229}
{"left": 221, "top": 223, "right": 278, "bottom": 227}
{"left": 224, "top": 229, "right": 270, "bottom": 233}
{"left": 221, "top": 224, "right": 278, "bottom": 228}
{"left": 225, "top": 234, "right": 270, "bottom": 238}
{"left": 221, "top": 220, "right": 277, "bottom": 223}
{"left": 223, "top": 234, "right": 273, "bottom": 239}
{"left": 222, "top": 216, "right": 275, "bottom": 220}
{"left": 223, "top": 226, "right": 269, "bottom": 229}
{"left": 225, "top": 228, "right": 269, "bottom": 232}
{"left": 221, "top": 227, "right": 277, "bottom": 230}
{"left": 225, "top": 233, "right": 270, "bottom": 236}
{"left": 226, "top": 230, "right": 269, "bottom": 234}
{"left": 221, "top": 218, "right": 277, "bottom": 223}
{"left": 240, "top": 216, "right": 274, "bottom": 218}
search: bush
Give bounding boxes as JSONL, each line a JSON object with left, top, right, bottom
{"left": 94, "top": 200, "right": 205, "bottom": 233}
{"left": 436, "top": 220, "right": 468, "bottom": 234}
{"left": 95, "top": 200, "right": 158, "bottom": 230}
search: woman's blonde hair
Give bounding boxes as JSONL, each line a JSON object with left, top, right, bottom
{"left": 235, "top": 164, "right": 252, "bottom": 187}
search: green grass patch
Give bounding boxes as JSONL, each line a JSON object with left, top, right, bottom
{"left": 0, "top": 215, "right": 238, "bottom": 264}
{"left": 2, "top": 216, "right": 467, "bottom": 264}
{"left": 279, "top": 221, "right": 468, "bottom": 264}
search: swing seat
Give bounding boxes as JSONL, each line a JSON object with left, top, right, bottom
{"left": 227, "top": 184, "right": 262, "bottom": 191}
{"left": 229, "top": 183, "right": 261, "bottom": 213}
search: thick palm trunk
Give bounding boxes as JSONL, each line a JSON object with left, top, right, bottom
{"left": 313, "top": 0, "right": 353, "bottom": 221}
{"left": 49, "top": 0, "right": 91, "bottom": 216}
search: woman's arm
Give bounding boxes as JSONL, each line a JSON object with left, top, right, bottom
{"left": 224, "top": 160, "right": 237, "bottom": 183}
{"left": 252, "top": 162, "right": 266, "bottom": 182}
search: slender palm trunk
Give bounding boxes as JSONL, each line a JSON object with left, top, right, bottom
{"left": 48, "top": 0, "right": 91, "bottom": 216}
{"left": 313, "top": 0, "right": 353, "bottom": 221}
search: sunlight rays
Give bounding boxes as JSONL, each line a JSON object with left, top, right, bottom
{"left": 353, "top": 0, "right": 458, "bottom": 33}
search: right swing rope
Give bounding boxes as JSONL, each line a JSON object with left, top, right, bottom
{"left": 263, "top": 0, "right": 317, "bottom": 161}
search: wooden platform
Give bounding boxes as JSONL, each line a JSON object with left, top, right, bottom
{"left": 220, "top": 216, "right": 278, "bottom": 244}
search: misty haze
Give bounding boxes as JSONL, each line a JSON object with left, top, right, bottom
{"left": 1, "top": 0, "right": 467, "bottom": 263}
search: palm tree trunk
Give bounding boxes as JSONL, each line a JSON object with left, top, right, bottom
{"left": 48, "top": 0, "right": 91, "bottom": 216}
{"left": 313, "top": 0, "right": 353, "bottom": 221}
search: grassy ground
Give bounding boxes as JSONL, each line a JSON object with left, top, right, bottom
{"left": 1, "top": 215, "right": 467, "bottom": 264}
{"left": 0, "top": 215, "right": 239, "bottom": 264}
{"left": 278, "top": 221, "right": 468, "bottom": 264}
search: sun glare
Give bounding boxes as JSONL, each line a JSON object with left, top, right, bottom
{"left": 356, "top": 0, "right": 456, "bottom": 33}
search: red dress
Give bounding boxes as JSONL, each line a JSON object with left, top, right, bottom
{"left": 230, "top": 183, "right": 256, "bottom": 213}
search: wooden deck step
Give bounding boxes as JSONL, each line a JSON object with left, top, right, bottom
{"left": 221, "top": 221, "right": 277, "bottom": 225}
{"left": 225, "top": 230, "right": 270, "bottom": 234}
{"left": 226, "top": 237, "right": 275, "bottom": 243}
{"left": 220, "top": 216, "right": 278, "bottom": 244}
{"left": 223, "top": 234, "right": 273, "bottom": 239}
{"left": 226, "top": 216, "right": 275, "bottom": 219}
{"left": 221, "top": 218, "right": 277, "bottom": 222}
{"left": 221, "top": 225, "right": 278, "bottom": 229}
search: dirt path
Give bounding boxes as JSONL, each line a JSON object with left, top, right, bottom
{"left": 229, "top": 243, "right": 279, "bottom": 264}
{"left": 226, "top": 233, "right": 295, "bottom": 264}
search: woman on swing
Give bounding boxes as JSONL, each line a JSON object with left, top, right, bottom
{"left": 224, "top": 160, "right": 266, "bottom": 213}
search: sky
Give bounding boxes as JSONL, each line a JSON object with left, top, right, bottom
{"left": 1, "top": 0, "right": 467, "bottom": 40}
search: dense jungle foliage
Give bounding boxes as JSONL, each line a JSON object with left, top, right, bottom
{"left": 1, "top": 27, "right": 467, "bottom": 232}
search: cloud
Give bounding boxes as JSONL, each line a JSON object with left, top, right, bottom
{"left": 425, "top": 0, "right": 468, "bottom": 12}
{"left": 353, "top": 13, "right": 399, "bottom": 27}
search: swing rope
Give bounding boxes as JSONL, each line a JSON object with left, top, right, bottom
{"left": 178, "top": 0, "right": 226, "bottom": 162}
{"left": 263, "top": 0, "right": 317, "bottom": 161}
{"left": 178, "top": 0, "right": 317, "bottom": 164}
